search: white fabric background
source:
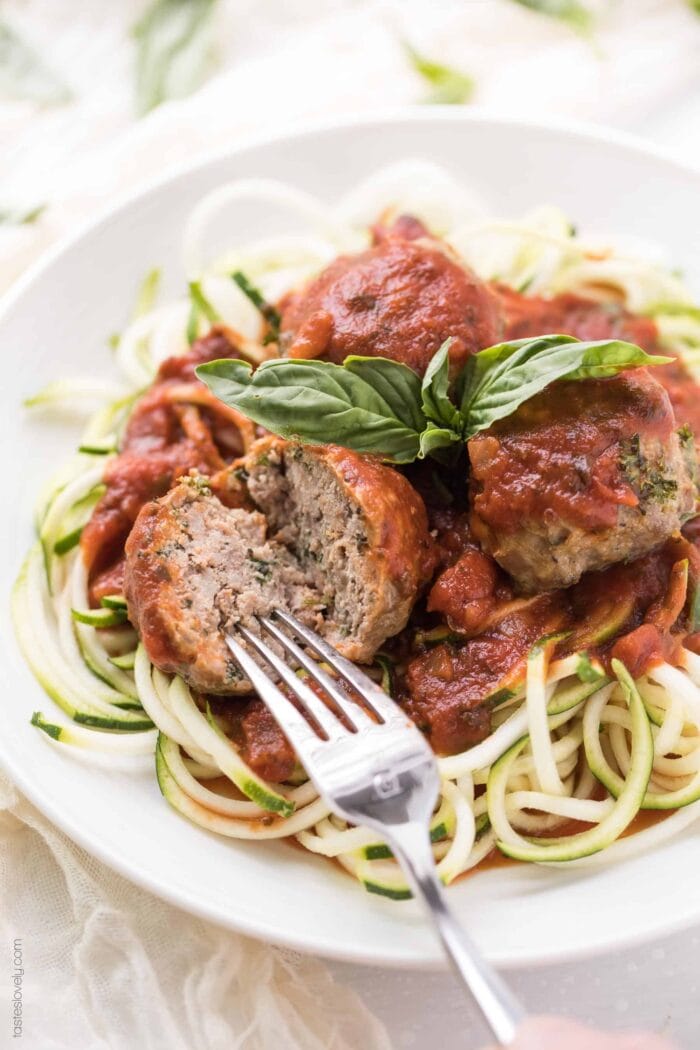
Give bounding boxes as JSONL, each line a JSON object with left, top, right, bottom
{"left": 2, "top": 2, "right": 700, "bottom": 1048}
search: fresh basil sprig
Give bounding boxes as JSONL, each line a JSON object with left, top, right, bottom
{"left": 196, "top": 335, "right": 672, "bottom": 464}
{"left": 198, "top": 357, "right": 426, "bottom": 463}
{"left": 457, "top": 334, "right": 669, "bottom": 437}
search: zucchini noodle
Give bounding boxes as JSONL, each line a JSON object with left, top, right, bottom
{"left": 14, "top": 161, "right": 700, "bottom": 899}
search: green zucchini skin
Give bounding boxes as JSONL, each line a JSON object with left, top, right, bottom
{"left": 491, "top": 662, "right": 654, "bottom": 863}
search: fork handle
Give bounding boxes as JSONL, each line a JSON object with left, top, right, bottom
{"left": 388, "top": 823, "right": 526, "bottom": 1046}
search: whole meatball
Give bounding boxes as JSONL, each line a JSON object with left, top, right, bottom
{"left": 279, "top": 237, "right": 502, "bottom": 375}
{"left": 468, "top": 370, "right": 697, "bottom": 593}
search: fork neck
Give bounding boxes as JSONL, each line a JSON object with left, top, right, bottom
{"left": 385, "top": 822, "right": 524, "bottom": 1047}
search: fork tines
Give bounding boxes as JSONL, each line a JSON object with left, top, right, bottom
{"left": 225, "top": 610, "right": 403, "bottom": 751}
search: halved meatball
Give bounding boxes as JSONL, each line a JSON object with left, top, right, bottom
{"left": 468, "top": 370, "right": 697, "bottom": 593}
{"left": 125, "top": 438, "right": 435, "bottom": 693}
{"left": 279, "top": 235, "right": 502, "bottom": 375}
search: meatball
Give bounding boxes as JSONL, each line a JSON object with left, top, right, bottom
{"left": 279, "top": 236, "right": 502, "bottom": 375}
{"left": 468, "top": 370, "right": 697, "bottom": 593}
{"left": 497, "top": 285, "right": 660, "bottom": 352}
{"left": 125, "top": 438, "right": 435, "bottom": 693}
{"left": 497, "top": 283, "right": 700, "bottom": 446}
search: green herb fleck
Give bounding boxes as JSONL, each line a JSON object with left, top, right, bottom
{"left": 620, "top": 433, "right": 643, "bottom": 479}
{"left": 247, "top": 551, "right": 273, "bottom": 581}
{"left": 621, "top": 435, "right": 679, "bottom": 507}
{"left": 641, "top": 475, "right": 678, "bottom": 505}
{"left": 678, "top": 424, "right": 694, "bottom": 447}
{"left": 181, "top": 473, "right": 212, "bottom": 495}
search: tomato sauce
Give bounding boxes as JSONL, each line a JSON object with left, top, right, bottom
{"left": 402, "top": 593, "right": 568, "bottom": 754}
{"left": 82, "top": 328, "right": 248, "bottom": 604}
{"left": 401, "top": 534, "right": 699, "bottom": 756}
{"left": 498, "top": 282, "right": 700, "bottom": 442}
{"left": 468, "top": 370, "right": 676, "bottom": 535}
{"left": 279, "top": 237, "right": 502, "bottom": 374}
{"left": 89, "top": 254, "right": 700, "bottom": 780}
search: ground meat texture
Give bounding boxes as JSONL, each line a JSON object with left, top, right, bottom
{"left": 125, "top": 438, "right": 435, "bottom": 694}
{"left": 222, "top": 437, "right": 437, "bottom": 657}
{"left": 468, "top": 370, "right": 697, "bottom": 593}
{"left": 279, "top": 237, "right": 502, "bottom": 375}
{"left": 403, "top": 593, "right": 567, "bottom": 754}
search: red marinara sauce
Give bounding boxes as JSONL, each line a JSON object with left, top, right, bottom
{"left": 81, "top": 328, "right": 250, "bottom": 604}
{"left": 401, "top": 535, "right": 700, "bottom": 757}
{"left": 497, "top": 283, "right": 700, "bottom": 442}
{"left": 402, "top": 593, "right": 567, "bottom": 754}
{"left": 279, "top": 236, "right": 503, "bottom": 375}
{"left": 469, "top": 369, "right": 675, "bottom": 535}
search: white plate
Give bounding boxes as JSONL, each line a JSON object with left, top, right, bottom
{"left": 3, "top": 111, "right": 700, "bottom": 969}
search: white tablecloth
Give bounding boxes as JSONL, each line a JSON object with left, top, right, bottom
{"left": 3, "top": 2, "right": 700, "bottom": 1046}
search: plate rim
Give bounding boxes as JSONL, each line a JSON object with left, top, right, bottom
{"left": 3, "top": 107, "right": 700, "bottom": 969}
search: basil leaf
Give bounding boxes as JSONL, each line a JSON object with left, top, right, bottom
{"left": 404, "top": 44, "right": 475, "bottom": 105}
{"left": 566, "top": 343, "right": 673, "bottom": 380}
{"left": 133, "top": 0, "right": 219, "bottom": 115}
{"left": 421, "top": 338, "right": 462, "bottom": 430}
{"left": 418, "top": 426, "right": 463, "bottom": 460}
{"left": 197, "top": 358, "right": 423, "bottom": 463}
{"left": 510, "top": 0, "right": 594, "bottom": 34}
{"left": 344, "top": 356, "right": 425, "bottom": 432}
{"left": 0, "top": 21, "right": 72, "bottom": 106}
{"left": 460, "top": 334, "right": 672, "bottom": 439}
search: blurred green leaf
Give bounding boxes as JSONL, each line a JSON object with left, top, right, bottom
{"left": 404, "top": 44, "right": 475, "bottom": 105}
{"left": 133, "top": 0, "right": 219, "bottom": 115}
{"left": 0, "top": 203, "right": 46, "bottom": 226}
{"left": 510, "top": 0, "right": 594, "bottom": 34}
{"left": 0, "top": 21, "right": 72, "bottom": 106}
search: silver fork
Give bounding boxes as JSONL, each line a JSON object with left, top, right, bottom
{"left": 225, "top": 610, "right": 525, "bottom": 1046}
